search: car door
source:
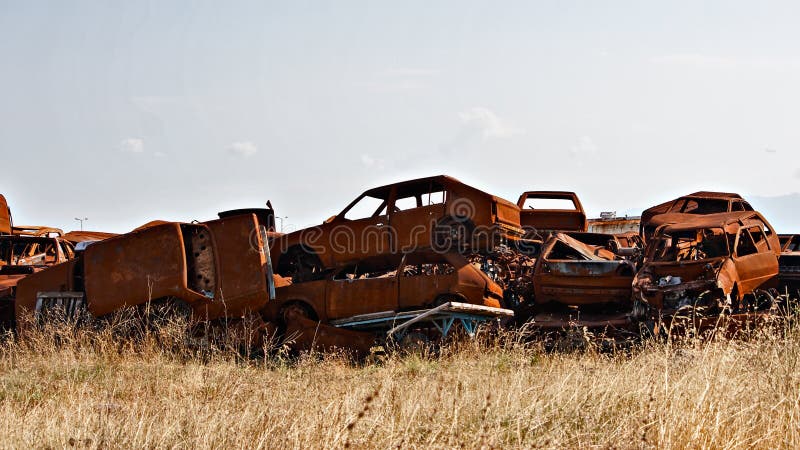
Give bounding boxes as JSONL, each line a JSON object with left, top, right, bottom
{"left": 325, "top": 194, "right": 392, "bottom": 265}
{"left": 733, "top": 226, "right": 779, "bottom": 295}
{"left": 389, "top": 186, "right": 447, "bottom": 252}
{"left": 325, "top": 260, "right": 400, "bottom": 319}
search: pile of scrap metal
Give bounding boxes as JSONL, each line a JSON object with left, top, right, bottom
{"left": 1, "top": 181, "right": 793, "bottom": 354}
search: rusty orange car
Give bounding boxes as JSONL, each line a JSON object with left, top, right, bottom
{"left": 13, "top": 213, "right": 274, "bottom": 334}
{"left": 264, "top": 250, "right": 506, "bottom": 325}
{"left": 272, "top": 175, "right": 523, "bottom": 279}
{"left": 632, "top": 211, "right": 780, "bottom": 321}
{"left": 0, "top": 233, "right": 76, "bottom": 330}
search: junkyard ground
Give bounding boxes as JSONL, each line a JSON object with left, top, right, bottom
{"left": 1, "top": 320, "right": 799, "bottom": 449}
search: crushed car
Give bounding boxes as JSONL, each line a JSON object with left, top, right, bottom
{"left": 525, "top": 232, "right": 641, "bottom": 329}
{"left": 272, "top": 175, "right": 523, "bottom": 280}
{"left": 13, "top": 213, "right": 277, "bottom": 337}
{"left": 632, "top": 211, "right": 780, "bottom": 327}
{"left": 517, "top": 191, "right": 587, "bottom": 236}
{"left": 263, "top": 250, "right": 511, "bottom": 353}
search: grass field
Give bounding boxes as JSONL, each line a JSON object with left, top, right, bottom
{"left": 1, "top": 318, "right": 799, "bottom": 449}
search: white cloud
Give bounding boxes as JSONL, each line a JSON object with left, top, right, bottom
{"left": 119, "top": 138, "right": 144, "bottom": 153}
{"left": 360, "top": 153, "right": 385, "bottom": 170}
{"left": 383, "top": 68, "right": 440, "bottom": 77}
{"left": 765, "top": 148, "right": 777, "bottom": 154}
{"left": 458, "top": 107, "right": 523, "bottom": 140}
{"left": 227, "top": 141, "right": 258, "bottom": 158}
{"left": 650, "top": 54, "right": 800, "bottom": 71}
{"left": 154, "top": 151, "right": 167, "bottom": 158}
{"left": 570, "top": 136, "right": 598, "bottom": 157}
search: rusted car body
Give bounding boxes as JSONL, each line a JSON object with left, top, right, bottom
{"left": 528, "top": 232, "right": 639, "bottom": 328}
{"left": 273, "top": 175, "right": 523, "bottom": 279}
{"left": 517, "top": 191, "right": 587, "bottom": 235}
{"left": 640, "top": 192, "right": 754, "bottom": 241}
{"left": 14, "top": 214, "right": 273, "bottom": 334}
{"left": 62, "top": 230, "right": 118, "bottom": 245}
{"left": 265, "top": 250, "right": 505, "bottom": 325}
{"left": 632, "top": 211, "right": 780, "bottom": 321}
{"left": 0, "top": 234, "right": 76, "bottom": 329}
{"left": 0, "top": 195, "right": 10, "bottom": 235}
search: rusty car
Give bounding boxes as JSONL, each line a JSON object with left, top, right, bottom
{"left": 272, "top": 175, "right": 523, "bottom": 279}
{"left": 632, "top": 211, "right": 780, "bottom": 325}
{"left": 640, "top": 192, "right": 754, "bottom": 241}
{"left": 525, "top": 232, "right": 640, "bottom": 329}
{"left": 265, "top": 250, "right": 505, "bottom": 324}
{"left": 263, "top": 249, "right": 509, "bottom": 353}
{"left": 13, "top": 213, "right": 276, "bottom": 336}
{"left": 517, "top": 191, "right": 587, "bottom": 235}
{"left": 0, "top": 233, "right": 76, "bottom": 330}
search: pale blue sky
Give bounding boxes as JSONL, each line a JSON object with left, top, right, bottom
{"left": 2, "top": 1, "right": 799, "bottom": 232}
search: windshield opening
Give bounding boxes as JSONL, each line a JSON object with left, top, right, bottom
{"left": 650, "top": 228, "right": 730, "bottom": 262}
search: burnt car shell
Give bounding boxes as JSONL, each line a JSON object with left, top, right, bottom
{"left": 533, "top": 232, "right": 638, "bottom": 307}
{"left": 265, "top": 250, "right": 504, "bottom": 324}
{"left": 633, "top": 211, "right": 779, "bottom": 315}
{"left": 15, "top": 214, "right": 272, "bottom": 332}
{"left": 272, "top": 175, "right": 523, "bottom": 277}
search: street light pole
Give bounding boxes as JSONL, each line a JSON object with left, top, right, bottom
{"left": 74, "top": 217, "right": 88, "bottom": 231}
{"left": 277, "top": 216, "right": 288, "bottom": 232}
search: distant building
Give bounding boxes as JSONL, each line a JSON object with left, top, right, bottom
{"left": 588, "top": 212, "right": 641, "bottom": 234}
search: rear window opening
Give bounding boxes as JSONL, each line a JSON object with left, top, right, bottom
{"left": 522, "top": 198, "right": 578, "bottom": 210}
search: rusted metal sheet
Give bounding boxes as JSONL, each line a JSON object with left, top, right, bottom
{"left": 588, "top": 216, "right": 641, "bottom": 235}
{"left": 62, "top": 230, "right": 118, "bottom": 244}
{"left": 14, "top": 259, "right": 79, "bottom": 332}
{"left": 0, "top": 195, "right": 10, "bottom": 235}
{"left": 517, "top": 191, "right": 587, "bottom": 234}
{"left": 202, "top": 214, "right": 270, "bottom": 318}
{"left": 640, "top": 192, "right": 754, "bottom": 241}
{"left": 12, "top": 226, "right": 64, "bottom": 237}
{"left": 272, "top": 175, "right": 523, "bottom": 280}
{"left": 633, "top": 211, "right": 779, "bottom": 320}
{"left": 282, "top": 307, "right": 376, "bottom": 356}
{"left": 82, "top": 223, "right": 209, "bottom": 317}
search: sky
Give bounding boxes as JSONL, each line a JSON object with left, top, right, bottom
{"left": 1, "top": 1, "right": 800, "bottom": 233}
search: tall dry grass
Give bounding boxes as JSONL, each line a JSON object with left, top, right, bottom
{"left": 0, "top": 313, "right": 799, "bottom": 449}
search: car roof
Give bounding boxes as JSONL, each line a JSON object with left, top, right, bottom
{"left": 684, "top": 191, "right": 743, "bottom": 200}
{"left": 656, "top": 211, "right": 766, "bottom": 233}
{"left": 362, "top": 175, "right": 464, "bottom": 199}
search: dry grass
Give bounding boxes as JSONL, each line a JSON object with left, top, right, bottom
{"left": 1, "top": 316, "right": 800, "bottom": 449}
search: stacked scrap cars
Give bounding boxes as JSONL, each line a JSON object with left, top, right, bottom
{"left": 0, "top": 180, "right": 792, "bottom": 353}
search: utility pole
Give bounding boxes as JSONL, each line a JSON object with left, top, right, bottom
{"left": 74, "top": 217, "right": 88, "bottom": 231}
{"left": 277, "top": 216, "right": 288, "bottom": 232}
